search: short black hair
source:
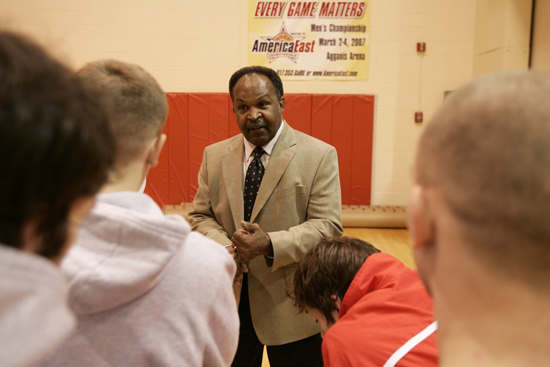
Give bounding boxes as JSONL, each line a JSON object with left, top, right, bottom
{"left": 0, "top": 30, "right": 115, "bottom": 259}
{"left": 229, "top": 66, "right": 284, "bottom": 101}
{"left": 293, "top": 237, "right": 381, "bottom": 324}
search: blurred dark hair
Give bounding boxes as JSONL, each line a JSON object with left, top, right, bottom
{"left": 0, "top": 30, "right": 115, "bottom": 259}
{"left": 293, "top": 237, "right": 380, "bottom": 324}
{"left": 229, "top": 66, "right": 284, "bottom": 101}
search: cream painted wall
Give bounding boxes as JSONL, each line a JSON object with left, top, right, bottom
{"left": 0, "top": 0, "right": 476, "bottom": 205}
{"left": 473, "top": 0, "right": 532, "bottom": 76}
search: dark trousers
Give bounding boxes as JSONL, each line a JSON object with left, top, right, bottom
{"left": 231, "top": 274, "right": 324, "bottom": 367}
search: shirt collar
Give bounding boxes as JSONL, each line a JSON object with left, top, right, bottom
{"left": 243, "top": 120, "right": 285, "bottom": 160}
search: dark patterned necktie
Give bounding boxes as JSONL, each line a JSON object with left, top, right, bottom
{"left": 244, "top": 147, "right": 265, "bottom": 222}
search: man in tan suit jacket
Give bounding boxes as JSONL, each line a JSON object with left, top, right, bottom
{"left": 189, "top": 66, "right": 343, "bottom": 367}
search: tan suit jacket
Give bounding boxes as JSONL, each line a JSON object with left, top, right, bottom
{"left": 189, "top": 122, "right": 343, "bottom": 345}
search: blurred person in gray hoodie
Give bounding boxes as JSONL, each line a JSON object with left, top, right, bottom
{"left": 0, "top": 31, "right": 115, "bottom": 367}
{"left": 37, "top": 59, "right": 239, "bottom": 367}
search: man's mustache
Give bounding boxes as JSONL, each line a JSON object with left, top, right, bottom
{"left": 248, "top": 118, "right": 267, "bottom": 129}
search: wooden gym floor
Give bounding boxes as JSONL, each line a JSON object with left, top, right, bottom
{"left": 343, "top": 227, "right": 414, "bottom": 269}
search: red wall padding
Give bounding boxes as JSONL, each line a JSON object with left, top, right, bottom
{"left": 145, "top": 93, "right": 374, "bottom": 206}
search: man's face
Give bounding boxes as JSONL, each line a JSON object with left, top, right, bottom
{"left": 232, "top": 73, "right": 285, "bottom": 147}
{"left": 305, "top": 306, "right": 338, "bottom": 338}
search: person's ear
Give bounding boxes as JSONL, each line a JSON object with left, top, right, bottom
{"left": 330, "top": 294, "right": 342, "bottom": 310}
{"left": 146, "top": 133, "right": 167, "bottom": 167}
{"left": 407, "top": 184, "right": 436, "bottom": 252}
{"left": 54, "top": 196, "right": 96, "bottom": 264}
{"left": 407, "top": 184, "right": 438, "bottom": 295}
{"left": 21, "top": 218, "right": 41, "bottom": 255}
{"left": 279, "top": 96, "right": 285, "bottom": 113}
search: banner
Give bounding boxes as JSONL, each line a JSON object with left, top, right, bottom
{"left": 248, "top": 1, "right": 371, "bottom": 80}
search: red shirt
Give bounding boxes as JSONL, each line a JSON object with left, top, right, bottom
{"left": 322, "top": 253, "right": 439, "bottom": 367}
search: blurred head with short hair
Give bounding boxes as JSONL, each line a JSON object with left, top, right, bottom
{"left": 408, "top": 71, "right": 550, "bottom": 366}
{"left": 77, "top": 59, "right": 168, "bottom": 192}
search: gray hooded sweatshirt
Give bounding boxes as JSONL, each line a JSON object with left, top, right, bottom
{"left": 0, "top": 245, "right": 75, "bottom": 367}
{"left": 37, "top": 192, "right": 239, "bottom": 367}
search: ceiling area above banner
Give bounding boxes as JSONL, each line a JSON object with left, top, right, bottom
{"left": 249, "top": 0, "right": 371, "bottom": 81}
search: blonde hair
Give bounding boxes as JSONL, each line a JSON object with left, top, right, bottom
{"left": 77, "top": 59, "right": 167, "bottom": 165}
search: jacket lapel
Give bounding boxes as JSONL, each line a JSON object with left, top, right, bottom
{"left": 222, "top": 136, "right": 245, "bottom": 231}
{"left": 250, "top": 123, "right": 296, "bottom": 222}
